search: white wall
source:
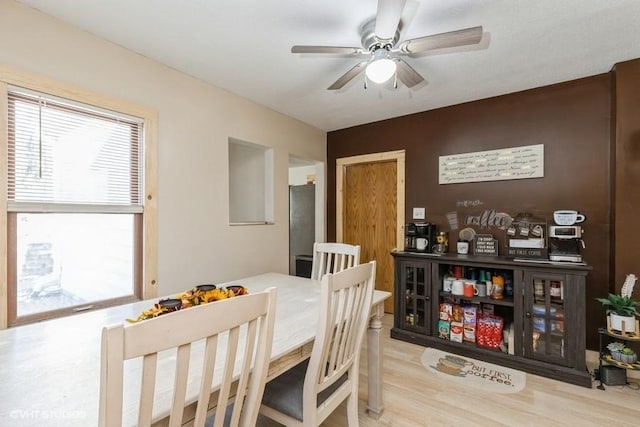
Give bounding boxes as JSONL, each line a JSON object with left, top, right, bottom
{"left": 0, "top": 0, "right": 326, "bottom": 295}
{"left": 288, "top": 165, "right": 316, "bottom": 186}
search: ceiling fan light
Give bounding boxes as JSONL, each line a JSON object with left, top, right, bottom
{"left": 365, "top": 58, "right": 396, "bottom": 84}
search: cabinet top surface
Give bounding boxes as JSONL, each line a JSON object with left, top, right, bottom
{"left": 391, "top": 250, "right": 592, "bottom": 271}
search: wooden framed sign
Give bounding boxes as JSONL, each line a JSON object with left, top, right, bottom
{"left": 439, "top": 144, "right": 544, "bottom": 184}
{"left": 474, "top": 234, "right": 499, "bottom": 256}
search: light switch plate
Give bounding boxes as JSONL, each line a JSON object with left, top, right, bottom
{"left": 413, "top": 207, "right": 426, "bottom": 220}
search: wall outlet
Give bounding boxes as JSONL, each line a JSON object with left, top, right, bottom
{"left": 413, "top": 207, "right": 426, "bottom": 220}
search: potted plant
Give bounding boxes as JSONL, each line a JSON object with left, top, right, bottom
{"left": 606, "top": 342, "right": 638, "bottom": 363}
{"left": 596, "top": 274, "right": 639, "bottom": 333}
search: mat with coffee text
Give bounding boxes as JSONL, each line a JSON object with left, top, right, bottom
{"left": 421, "top": 348, "right": 526, "bottom": 393}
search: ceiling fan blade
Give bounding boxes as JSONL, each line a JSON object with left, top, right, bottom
{"left": 292, "top": 45, "right": 363, "bottom": 55}
{"left": 328, "top": 61, "right": 368, "bottom": 90}
{"left": 395, "top": 58, "right": 424, "bottom": 88}
{"left": 395, "top": 26, "right": 483, "bottom": 55}
{"left": 375, "top": 0, "right": 407, "bottom": 41}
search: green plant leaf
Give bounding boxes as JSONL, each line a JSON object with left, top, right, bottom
{"left": 596, "top": 293, "right": 640, "bottom": 317}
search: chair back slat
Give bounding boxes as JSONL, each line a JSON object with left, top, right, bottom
{"left": 229, "top": 319, "right": 258, "bottom": 426}
{"left": 168, "top": 343, "right": 191, "bottom": 426}
{"left": 138, "top": 353, "right": 158, "bottom": 426}
{"left": 214, "top": 325, "right": 240, "bottom": 427}
{"left": 99, "top": 287, "right": 277, "bottom": 427}
{"left": 311, "top": 242, "right": 361, "bottom": 280}
{"left": 193, "top": 335, "right": 218, "bottom": 426}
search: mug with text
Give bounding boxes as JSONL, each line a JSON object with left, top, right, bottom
{"left": 457, "top": 240, "right": 469, "bottom": 255}
{"left": 553, "top": 210, "right": 586, "bottom": 226}
{"left": 443, "top": 277, "right": 454, "bottom": 292}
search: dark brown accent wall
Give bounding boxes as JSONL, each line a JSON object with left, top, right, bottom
{"left": 613, "top": 60, "right": 640, "bottom": 296}
{"left": 328, "top": 74, "right": 613, "bottom": 350}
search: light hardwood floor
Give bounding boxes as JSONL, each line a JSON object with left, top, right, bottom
{"left": 259, "top": 315, "right": 640, "bottom": 426}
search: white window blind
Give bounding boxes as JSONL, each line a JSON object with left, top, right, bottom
{"left": 7, "top": 86, "right": 143, "bottom": 213}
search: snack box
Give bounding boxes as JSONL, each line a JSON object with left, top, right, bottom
{"left": 439, "top": 303, "right": 453, "bottom": 321}
{"left": 463, "top": 304, "right": 478, "bottom": 325}
{"left": 438, "top": 320, "right": 451, "bottom": 339}
{"left": 463, "top": 324, "right": 476, "bottom": 343}
{"left": 476, "top": 314, "right": 504, "bottom": 349}
{"left": 482, "top": 303, "right": 495, "bottom": 315}
{"left": 462, "top": 305, "right": 478, "bottom": 343}
{"left": 452, "top": 304, "right": 464, "bottom": 323}
{"left": 450, "top": 321, "right": 464, "bottom": 343}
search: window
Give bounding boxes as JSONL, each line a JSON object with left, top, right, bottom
{"left": 3, "top": 81, "right": 156, "bottom": 326}
{"left": 228, "top": 138, "right": 274, "bottom": 224}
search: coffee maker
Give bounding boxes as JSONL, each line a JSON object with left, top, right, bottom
{"left": 405, "top": 223, "right": 417, "bottom": 251}
{"left": 548, "top": 226, "right": 585, "bottom": 262}
{"left": 548, "top": 210, "right": 586, "bottom": 262}
{"left": 405, "top": 222, "right": 437, "bottom": 253}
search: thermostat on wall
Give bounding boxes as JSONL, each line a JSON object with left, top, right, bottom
{"left": 413, "top": 207, "right": 426, "bottom": 220}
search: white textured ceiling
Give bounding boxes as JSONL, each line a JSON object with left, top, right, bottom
{"left": 15, "top": 0, "right": 640, "bottom": 131}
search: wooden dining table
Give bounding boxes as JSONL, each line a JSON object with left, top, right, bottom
{"left": 0, "top": 272, "right": 391, "bottom": 426}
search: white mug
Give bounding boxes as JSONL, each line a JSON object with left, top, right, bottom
{"left": 443, "top": 277, "right": 454, "bottom": 292}
{"left": 476, "top": 282, "right": 487, "bottom": 297}
{"left": 451, "top": 280, "right": 464, "bottom": 295}
{"left": 486, "top": 281, "right": 494, "bottom": 296}
{"left": 416, "top": 237, "right": 428, "bottom": 251}
{"left": 554, "top": 210, "right": 586, "bottom": 225}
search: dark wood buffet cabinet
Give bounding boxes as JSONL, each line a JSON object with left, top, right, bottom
{"left": 391, "top": 251, "right": 592, "bottom": 387}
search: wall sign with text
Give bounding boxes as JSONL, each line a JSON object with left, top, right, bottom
{"left": 439, "top": 144, "right": 544, "bottom": 184}
{"left": 474, "top": 234, "right": 499, "bottom": 256}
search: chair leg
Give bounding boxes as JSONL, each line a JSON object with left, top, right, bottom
{"left": 346, "top": 391, "right": 359, "bottom": 427}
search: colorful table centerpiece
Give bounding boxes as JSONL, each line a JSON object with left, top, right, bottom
{"left": 127, "top": 284, "right": 248, "bottom": 323}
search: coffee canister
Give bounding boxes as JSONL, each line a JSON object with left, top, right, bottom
{"left": 491, "top": 275, "right": 505, "bottom": 299}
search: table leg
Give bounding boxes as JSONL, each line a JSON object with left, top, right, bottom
{"left": 366, "top": 302, "right": 385, "bottom": 419}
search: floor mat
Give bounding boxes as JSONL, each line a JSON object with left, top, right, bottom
{"left": 421, "top": 347, "right": 526, "bottom": 393}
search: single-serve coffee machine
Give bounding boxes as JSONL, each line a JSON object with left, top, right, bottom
{"left": 405, "top": 222, "right": 437, "bottom": 253}
{"left": 548, "top": 210, "right": 585, "bottom": 262}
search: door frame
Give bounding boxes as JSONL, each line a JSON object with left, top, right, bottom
{"left": 335, "top": 150, "right": 405, "bottom": 249}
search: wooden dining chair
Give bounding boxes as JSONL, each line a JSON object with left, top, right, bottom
{"left": 259, "top": 261, "right": 376, "bottom": 427}
{"left": 310, "top": 242, "right": 361, "bottom": 280}
{"left": 99, "top": 287, "right": 277, "bottom": 427}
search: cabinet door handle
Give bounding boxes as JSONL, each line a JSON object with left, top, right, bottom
{"left": 426, "top": 296, "right": 430, "bottom": 301}
{"left": 525, "top": 312, "right": 531, "bottom": 318}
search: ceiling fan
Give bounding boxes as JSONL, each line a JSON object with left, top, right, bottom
{"left": 291, "top": 0, "right": 484, "bottom": 90}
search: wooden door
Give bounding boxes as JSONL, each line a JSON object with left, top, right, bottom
{"left": 343, "top": 160, "right": 397, "bottom": 313}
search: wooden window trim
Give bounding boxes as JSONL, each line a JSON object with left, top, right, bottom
{"left": 0, "top": 66, "right": 158, "bottom": 329}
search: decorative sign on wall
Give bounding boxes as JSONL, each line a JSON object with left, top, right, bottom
{"left": 464, "top": 209, "right": 513, "bottom": 230}
{"left": 439, "top": 144, "right": 544, "bottom": 185}
{"left": 474, "top": 234, "right": 499, "bottom": 256}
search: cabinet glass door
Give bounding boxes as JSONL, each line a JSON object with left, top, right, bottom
{"left": 402, "top": 262, "right": 430, "bottom": 333}
{"left": 525, "top": 272, "right": 567, "bottom": 364}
